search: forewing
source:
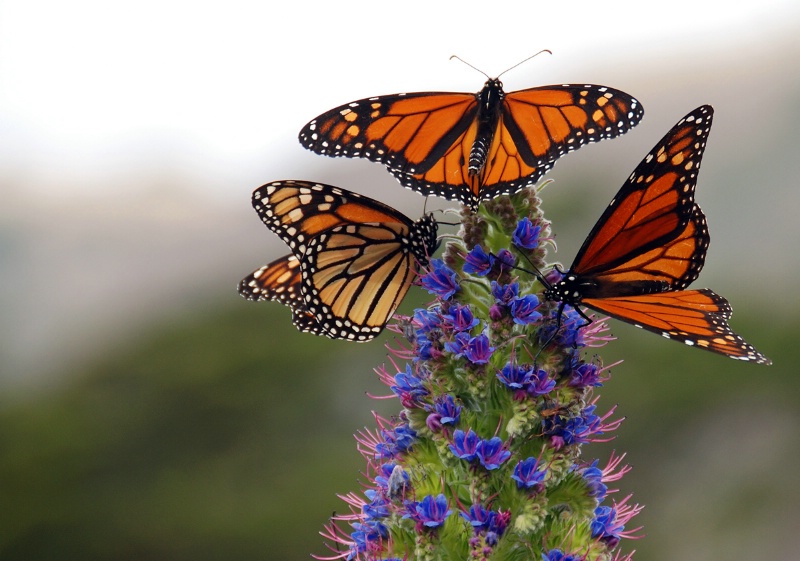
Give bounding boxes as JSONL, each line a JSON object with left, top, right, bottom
{"left": 571, "top": 105, "right": 714, "bottom": 290}
{"left": 299, "top": 91, "right": 478, "bottom": 174}
{"left": 252, "top": 180, "right": 412, "bottom": 257}
{"left": 502, "top": 84, "right": 644, "bottom": 166}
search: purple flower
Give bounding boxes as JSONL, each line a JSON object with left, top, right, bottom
{"left": 459, "top": 505, "right": 509, "bottom": 545}
{"left": 512, "top": 217, "right": 542, "bottom": 250}
{"left": 527, "top": 368, "right": 555, "bottom": 396}
{"left": 441, "top": 303, "right": 480, "bottom": 332}
{"left": 510, "top": 294, "right": 543, "bottom": 325}
{"left": 427, "top": 394, "right": 462, "bottom": 432}
{"left": 393, "top": 424, "right": 417, "bottom": 450}
{"left": 476, "top": 437, "right": 511, "bottom": 470}
{"left": 445, "top": 332, "right": 494, "bottom": 364}
{"left": 463, "top": 333, "right": 495, "bottom": 364}
{"left": 494, "top": 248, "right": 516, "bottom": 272}
{"left": 459, "top": 503, "right": 492, "bottom": 528}
{"left": 581, "top": 460, "right": 608, "bottom": 501}
{"left": 434, "top": 394, "right": 461, "bottom": 425}
{"left": 568, "top": 362, "right": 602, "bottom": 388}
{"left": 413, "top": 308, "right": 442, "bottom": 334}
{"left": 416, "top": 338, "right": 436, "bottom": 361}
{"left": 463, "top": 244, "right": 494, "bottom": 276}
{"left": 405, "top": 494, "right": 452, "bottom": 528}
{"left": 543, "top": 405, "right": 604, "bottom": 448}
{"left": 497, "top": 362, "right": 533, "bottom": 389}
{"left": 363, "top": 491, "right": 391, "bottom": 519}
{"left": 420, "top": 259, "right": 459, "bottom": 300}
{"left": 449, "top": 428, "right": 480, "bottom": 461}
{"left": 444, "top": 331, "right": 470, "bottom": 357}
{"left": 349, "top": 520, "right": 388, "bottom": 559}
{"left": 491, "top": 281, "right": 519, "bottom": 305}
{"left": 485, "top": 510, "right": 510, "bottom": 545}
{"left": 391, "top": 364, "right": 429, "bottom": 407}
{"left": 591, "top": 505, "right": 624, "bottom": 547}
{"left": 512, "top": 457, "right": 547, "bottom": 489}
{"left": 542, "top": 549, "right": 580, "bottom": 561}
{"left": 540, "top": 306, "right": 587, "bottom": 348}
{"left": 376, "top": 424, "right": 417, "bottom": 458}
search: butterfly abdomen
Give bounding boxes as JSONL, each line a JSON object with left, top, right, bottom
{"left": 547, "top": 274, "right": 671, "bottom": 303}
{"left": 469, "top": 79, "right": 505, "bottom": 176}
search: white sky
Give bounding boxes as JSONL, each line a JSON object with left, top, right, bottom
{"left": 1, "top": 0, "right": 799, "bottom": 199}
{"left": 2, "top": 0, "right": 799, "bottom": 383}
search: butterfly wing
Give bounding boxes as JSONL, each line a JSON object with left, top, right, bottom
{"left": 300, "top": 82, "right": 643, "bottom": 208}
{"left": 252, "top": 180, "right": 417, "bottom": 257}
{"left": 247, "top": 180, "right": 439, "bottom": 341}
{"left": 581, "top": 289, "right": 771, "bottom": 364}
{"left": 299, "top": 91, "right": 478, "bottom": 174}
{"left": 301, "top": 222, "right": 422, "bottom": 341}
{"left": 568, "top": 105, "right": 714, "bottom": 294}
{"left": 238, "top": 254, "right": 326, "bottom": 336}
{"left": 502, "top": 85, "right": 644, "bottom": 165}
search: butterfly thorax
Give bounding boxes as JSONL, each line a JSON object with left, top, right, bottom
{"left": 545, "top": 273, "right": 672, "bottom": 303}
{"left": 410, "top": 214, "right": 439, "bottom": 268}
{"left": 469, "top": 78, "right": 505, "bottom": 176}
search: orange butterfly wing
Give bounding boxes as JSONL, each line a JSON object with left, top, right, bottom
{"left": 300, "top": 92, "right": 477, "bottom": 174}
{"left": 299, "top": 82, "right": 643, "bottom": 208}
{"left": 253, "top": 180, "right": 417, "bottom": 257}
{"left": 238, "top": 254, "right": 324, "bottom": 335}
{"left": 582, "top": 290, "right": 771, "bottom": 364}
{"left": 570, "top": 105, "right": 713, "bottom": 293}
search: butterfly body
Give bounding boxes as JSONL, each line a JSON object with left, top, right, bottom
{"left": 299, "top": 81, "right": 643, "bottom": 209}
{"left": 541, "top": 105, "right": 770, "bottom": 364}
{"left": 469, "top": 78, "right": 505, "bottom": 176}
{"left": 240, "top": 180, "right": 438, "bottom": 341}
{"left": 546, "top": 273, "right": 672, "bottom": 302}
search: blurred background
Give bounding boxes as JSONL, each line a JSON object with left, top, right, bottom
{"left": 1, "top": 0, "right": 798, "bottom": 559}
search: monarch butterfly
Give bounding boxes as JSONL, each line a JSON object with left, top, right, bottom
{"left": 238, "top": 180, "right": 439, "bottom": 341}
{"left": 541, "top": 105, "right": 770, "bottom": 364}
{"left": 298, "top": 75, "right": 643, "bottom": 210}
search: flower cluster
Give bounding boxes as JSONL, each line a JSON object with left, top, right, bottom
{"left": 319, "top": 188, "right": 640, "bottom": 561}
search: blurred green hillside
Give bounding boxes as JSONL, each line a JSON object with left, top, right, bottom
{"left": 1, "top": 293, "right": 797, "bottom": 561}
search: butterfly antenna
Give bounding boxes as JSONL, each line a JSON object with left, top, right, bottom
{"left": 431, "top": 210, "right": 460, "bottom": 227}
{"left": 441, "top": 207, "right": 462, "bottom": 218}
{"left": 537, "top": 302, "right": 565, "bottom": 356}
{"left": 497, "top": 49, "right": 553, "bottom": 79}
{"left": 449, "top": 55, "right": 490, "bottom": 80}
{"left": 516, "top": 250, "right": 551, "bottom": 289}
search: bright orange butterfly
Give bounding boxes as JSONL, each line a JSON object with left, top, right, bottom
{"left": 542, "top": 105, "right": 770, "bottom": 364}
{"left": 299, "top": 76, "right": 643, "bottom": 210}
{"left": 239, "top": 180, "right": 438, "bottom": 341}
